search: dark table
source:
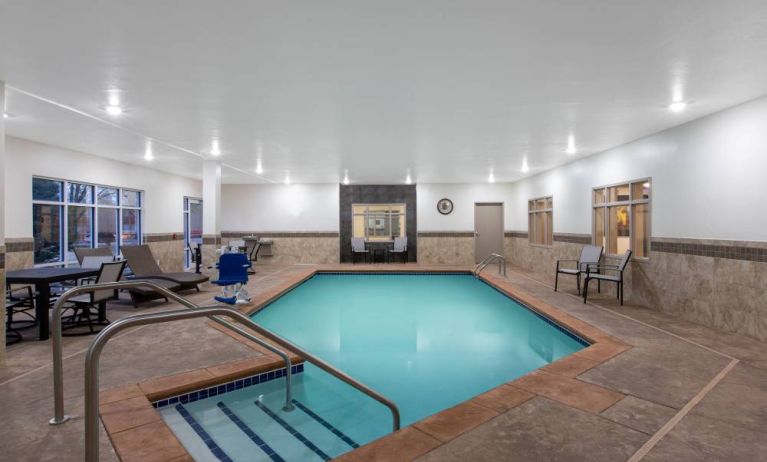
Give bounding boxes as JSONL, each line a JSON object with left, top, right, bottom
{"left": 6, "top": 267, "right": 101, "bottom": 341}
{"left": 365, "top": 241, "right": 393, "bottom": 263}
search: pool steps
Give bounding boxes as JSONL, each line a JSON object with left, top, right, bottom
{"left": 163, "top": 376, "right": 367, "bottom": 462}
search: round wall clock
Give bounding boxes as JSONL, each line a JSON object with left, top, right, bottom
{"left": 437, "top": 198, "right": 454, "bottom": 215}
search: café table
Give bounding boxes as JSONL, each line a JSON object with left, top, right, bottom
{"left": 365, "top": 240, "right": 394, "bottom": 263}
{"left": 6, "top": 267, "right": 101, "bottom": 341}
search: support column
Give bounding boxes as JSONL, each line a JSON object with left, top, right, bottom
{"left": 1, "top": 81, "right": 7, "bottom": 358}
{"left": 201, "top": 160, "right": 221, "bottom": 276}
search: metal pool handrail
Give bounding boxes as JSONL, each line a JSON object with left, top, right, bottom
{"left": 50, "top": 280, "right": 295, "bottom": 425}
{"left": 83, "top": 307, "right": 401, "bottom": 462}
{"left": 473, "top": 253, "right": 507, "bottom": 277}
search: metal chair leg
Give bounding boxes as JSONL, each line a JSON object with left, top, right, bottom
{"left": 583, "top": 279, "right": 589, "bottom": 303}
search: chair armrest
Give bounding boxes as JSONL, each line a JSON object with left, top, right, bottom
{"left": 586, "top": 264, "right": 621, "bottom": 273}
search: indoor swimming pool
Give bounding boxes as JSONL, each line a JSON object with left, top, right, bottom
{"left": 159, "top": 273, "right": 587, "bottom": 461}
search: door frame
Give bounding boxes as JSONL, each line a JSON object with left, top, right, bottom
{"left": 183, "top": 197, "right": 203, "bottom": 269}
{"left": 473, "top": 202, "right": 505, "bottom": 264}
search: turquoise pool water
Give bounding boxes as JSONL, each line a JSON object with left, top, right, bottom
{"left": 159, "top": 274, "right": 586, "bottom": 461}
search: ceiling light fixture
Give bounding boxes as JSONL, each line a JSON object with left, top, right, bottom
{"left": 3, "top": 113, "right": 9, "bottom": 119}
{"left": 488, "top": 170, "right": 495, "bottom": 183}
{"left": 255, "top": 159, "right": 263, "bottom": 174}
{"left": 210, "top": 139, "right": 221, "bottom": 157}
{"left": 566, "top": 134, "right": 577, "bottom": 155}
{"left": 406, "top": 170, "right": 412, "bottom": 185}
{"left": 521, "top": 158, "right": 530, "bottom": 173}
{"left": 343, "top": 170, "right": 350, "bottom": 185}
{"left": 144, "top": 141, "right": 154, "bottom": 161}
{"left": 669, "top": 101, "right": 687, "bottom": 113}
{"left": 105, "top": 105, "right": 123, "bottom": 116}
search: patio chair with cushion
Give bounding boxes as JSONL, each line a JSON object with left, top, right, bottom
{"left": 555, "top": 244, "right": 603, "bottom": 295}
{"left": 121, "top": 245, "right": 209, "bottom": 291}
{"left": 583, "top": 250, "right": 632, "bottom": 305}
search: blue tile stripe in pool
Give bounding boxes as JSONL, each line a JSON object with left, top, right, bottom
{"left": 175, "top": 404, "right": 234, "bottom": 462}
{"left": 291, "top": 399, "right": 359, "bottom": 449}
{"left": 217, "top": 402, "right": 285, "bottom": 462}
{"left": 152, "top": 364, "right": 305, "bottom": 409}
{"left": 254, "top": 400, "right": 332, "bottom": 461}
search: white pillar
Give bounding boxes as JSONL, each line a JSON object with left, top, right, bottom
{"left": 1, "top": 81, "right": 7, "bottom": 357}
{"left": 201, "top": 160, "right": 221, "bottom": 274}
{"left": 202, "top": 159, "right": 221, "bottom": 236}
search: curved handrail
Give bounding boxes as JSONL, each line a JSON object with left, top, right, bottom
{"left": 50, "top": 280, "right": 295, "bottom": 424}
{"left": 84, "top": 306, "right": 401, "bottom": 462}
{"left": 473, "top": 253, "right": 506, "bottom": 277}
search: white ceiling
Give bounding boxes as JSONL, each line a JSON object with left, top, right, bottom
{"left": 2, "top": 0, "right": 767, "bottom": 184}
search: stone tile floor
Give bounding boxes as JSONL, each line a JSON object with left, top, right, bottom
{"left": 1, "top": 264, "right": 765, "bottom": 461}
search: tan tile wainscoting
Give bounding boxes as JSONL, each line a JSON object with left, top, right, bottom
{"left": 416, "top": 232, "right": 516, "bottom": 266}
{"left": 221, "top": 232, "right": 340, "bottom": 266}
{"left": 144, "top": 233, "right": 186, "bottom": 273}
{"left": 100, "top": 266, "right": 630, "bottom": 462}
{"left": 508, "top": 232, "right": 767, "bottom": 342}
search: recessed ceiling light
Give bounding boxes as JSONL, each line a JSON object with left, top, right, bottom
{"left": 144, "top": 141, "right": 154, "bottom": 161}
{"left": 255, "top": 159, "right": 264, "bottom": 174}
{"left": 669, "top": 101, "right": 687, "bottom": 113}
{"left": 521, "top": 158, "right": 530, "bottom": 173}
{"left": 211, "top": 139, "right": 221, "bottom": 156}
{"left": 488, "top": 171, "right": 495, "bottom": 183}
{"left": 566, "top": 134, "right": 577, "bottom": 155}
{"left": 105, "top": 105, "right": 123, "bottom": 116}
{"left": 3, "top": 113, "right": 9, "bottom": 119}
{"left": 343, "top": 170, "right": 350, "bottom": 185}
{"left": 405, "top": 170, "right": 412, "bottom": 185}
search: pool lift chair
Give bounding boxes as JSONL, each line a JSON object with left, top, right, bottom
{"left": 211, "top": 252, "right": 252, "bottom": 305}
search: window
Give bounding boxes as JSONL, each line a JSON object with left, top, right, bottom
{"left": 528, "top": 196, "right": 553, "bottom": 246}
{"left": 593, "top": 179, "right": 650, "bottom": 258}
{"left": 32, "top": 176, "right": 143, "bottom": 266}
{"left": 352, "top": 204, "right": 406, "bottom": 241}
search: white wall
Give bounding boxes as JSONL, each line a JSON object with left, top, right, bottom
{"left": 221, "top": 183, "right": 340, "bottom": 231}
{"left": 417, "top": 183, "right": 514, "bottom": 231}
{"left": 4, "top": 136, "right": 202, "bottom": 237}
{"left": 510, "top": 95, "right": 767, "bottom": 241}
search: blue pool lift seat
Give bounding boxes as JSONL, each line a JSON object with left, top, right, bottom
{"left": 211, "top": 253, "right": 252, "bottom": 305}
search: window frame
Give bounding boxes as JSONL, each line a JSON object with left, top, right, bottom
{"left": 32, "top": 175, "right": 144, "bottom": 267}
{"left": 592, "top": 177, "right": 651, "bottom": 260}
{"left": 527, "top": 195, "right": 553, "bottom": 247}
{"left": 351, "top": 203, "right": 407, "bottom": 241}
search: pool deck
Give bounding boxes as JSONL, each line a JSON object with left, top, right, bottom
{"left": 1, "top": 263, "right": 766, "bottom": 461}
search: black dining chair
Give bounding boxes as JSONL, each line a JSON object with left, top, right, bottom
{"left": 60, "top": 261, "right": 126, "bottom": 336}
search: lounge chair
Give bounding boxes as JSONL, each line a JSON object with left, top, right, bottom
{"left": 73, "top": 247, "right": 114, "bottom": 265}
{"left": 351, "top": 237, "right": 369, "bottom": 264}
{"left": 387, "top": 236, "right": 408, "bottom": 263}
{"left": 121, "top": 245, "right": 209, "bottom": 291}
{"left": 555, "top": 244, "right": 603, "bottom": 294}
{"left": 583, "top": 250, "right": 632, "bottom": 305}
{"left": 74, "top": 246, "right": 181, "bottom": 306}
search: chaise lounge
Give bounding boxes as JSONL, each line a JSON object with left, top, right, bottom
{"left": 121, "top": 245, "right": 209, "bottom": 291}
